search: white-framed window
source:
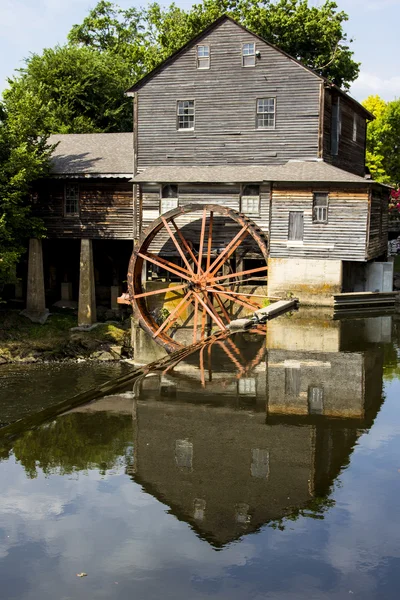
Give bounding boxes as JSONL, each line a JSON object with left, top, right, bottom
{"left": 197, "top": 45, "right": 210, "bottom": 69}
{"left": 256, "top": 98, "right": 276, "bottom": 129}
{"left": 313, "top": 192, "right": 329, "bottom": 223}
{"left": 241, "top": 184, "right": 260, "bottom": 215}
{"left": 238, "top": 377, "right": 256, "bottom": 396}
{"left": 64, "top": 184, "right": 79, "bottom": 216}
{"left": 353, "top": 113, "right": 358, "bottom": 142}
{"left": 242, "top": 42, "right": 256, "bottom": 67}
{"left": 177, "top": 100, "right": 195, "bottom": 130}
{"left": 161, "top": 184, "right": 178, "bottom": 214}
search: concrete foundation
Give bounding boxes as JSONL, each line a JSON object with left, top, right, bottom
{"left": 78, "top": 239, "right": 97, "bottom": 326}
{"left": 268, "top": 257, "right": 342, "bottom": 306}
{"left": 21, "top": 238, "right": 49, "bottom": 324}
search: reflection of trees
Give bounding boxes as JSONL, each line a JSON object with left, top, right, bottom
{"left": 11, "top": 413, "right": 134, "bottom": 478}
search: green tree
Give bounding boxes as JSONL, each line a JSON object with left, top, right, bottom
{"left": 0, "top": 95, "right": 51, "bottom": 288}
{"left": 363, "top": 95, "right": 400, "bottom": 185}
{"left": 4, "top": 45, "right": 133, "bottom": 135}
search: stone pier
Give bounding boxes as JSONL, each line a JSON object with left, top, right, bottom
{"left": 21, "top": 238, "right": 49, "bottom": 324}
{"left": 78, "top": 239, "right": 97, "bottom": 326}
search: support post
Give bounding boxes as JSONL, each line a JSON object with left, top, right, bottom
{"left": 21, "top": 238, "right": 49, "bottom": 324}
{"left": 78, "top": 239, "right": 97, "bottom": 326}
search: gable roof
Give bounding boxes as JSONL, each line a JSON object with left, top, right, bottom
{"left": 48, "top": 132, "right": 133, "bottom": 178}
{"left": 125, "top": 15, "right": 373, "bottom": 121}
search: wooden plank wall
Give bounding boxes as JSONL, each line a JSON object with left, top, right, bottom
{"left": 34, "top": 179, "right": 134, "bottom": 239}
{"left": 367, "top": 187, "right": 389, "bottom": 259}
{"left": 323, "top": 89, "right": 367, "bottom": 177}
{"left": 269, "top": 185, "right": 369, "bottom": 261}
{"left": 140, "top": 183, "right": 270, "bottom": 257}
{"left": 137, "top": 19, "right": 321, "bottom": 168}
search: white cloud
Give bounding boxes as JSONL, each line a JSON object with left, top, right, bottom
{"left": 351, "top": 71, "right": 400, "bottom": 101}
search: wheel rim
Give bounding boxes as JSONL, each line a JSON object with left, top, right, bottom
{"left": 128, "top": 204, "right": 268, "bottom": 352}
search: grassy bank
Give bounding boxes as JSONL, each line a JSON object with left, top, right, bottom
{"left": 0, "top": 310, "right": 131, "bottom": 363}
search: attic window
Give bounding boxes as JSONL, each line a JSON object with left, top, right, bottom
{"left": 64, "top": 184, "right": 79, "bottom": 216}
{"left": 331, "top": 98, "right": 341, "bottom": 155}
{"left": 242, "top": 42, "right": 256, "bottom": 67}
{"left": 197, "top": 45, "right": 210, "bottom": 69}
{"left": 161, "top": 184, "right": 179, "bottom": 214}
{"left": 177, "top": 100, "right": 195, "bottom": 130}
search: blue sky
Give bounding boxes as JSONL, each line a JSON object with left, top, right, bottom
{"left": 0, "top": 0, "right": 399, "bottom": 102}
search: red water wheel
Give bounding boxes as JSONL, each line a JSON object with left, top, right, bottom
{"left": 127, "top": 204, "right": 268, "bottom": 352}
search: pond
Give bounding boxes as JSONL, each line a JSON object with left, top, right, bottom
{"left": 0, "top": 310, "right": 400, "bottom": 599}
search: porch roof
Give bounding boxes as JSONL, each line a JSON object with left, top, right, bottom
{"left": 48, "top": 132, "right": 133, "bottom": 178}
{"left": 132, "top": 161, "right": 370, "bottom": 184}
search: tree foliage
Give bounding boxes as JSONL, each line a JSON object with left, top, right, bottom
{"left": 0, "top": 95, "right": 51, "bottom": 288}
{"left": 363, "top": 95, "right": 400, "bottom": 186}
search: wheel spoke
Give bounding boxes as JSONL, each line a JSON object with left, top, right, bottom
{"left": 134, "top": 283, "right": 187, "bottom": 299}
{"left": 206, "top": 211, "right": 213, "bottom": 270}
{"left": 192, "top": 295, "right": 199, "bottom": 344}
{"left": 206, "top": 227, "right": 249, "bottom": 277}
{"left": 138, "top": 252, "right": 192, "bottom": 281}
{"left": 197, "top": 207, "right": 207, "bottom": 276}
{"left": 206, "top": 288, "right": 257, "bottom": 312}
{"left": 210, "top": 265, "right": 268, "bottom": 283}
{"left": 213, "top": 291, "right": 231, "bottom": 323}
{"left": 152, "top": 291, "right": 193, "bottom": 338}
{"left": 212, "top": 286, "right": 260, "bottom": 307}
{"left": 161, "top": 216, "right": 195, "bottom": 275}
{"left": 171, "top": 220, "right": 201, "bottom": 271}
{"left": 195, "top": 292, "right": 227, "bottom": 331}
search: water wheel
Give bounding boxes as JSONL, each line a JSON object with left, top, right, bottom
{"left": 126, "top": 204, "right": 268, "bottom": 352}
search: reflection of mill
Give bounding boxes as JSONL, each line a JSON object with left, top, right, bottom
{"left": 128, "top": 313, "right": 388, "bottom": 547}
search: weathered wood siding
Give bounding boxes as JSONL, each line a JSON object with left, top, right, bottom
{"left": 34, "top": 179, "right": 134, "bottom": 239}
{"left": 140, "top": 183, "right": 270, "bottom": 256}
{"left": 269, "top": 184, "right": 370, "bottom": 261}
{"left": 323, "top": 89, "right": 367, "bottom": 177}
{"left": 367, "top": 186, "right": 389, "bottom": 259}
{"left": 136, "top": 19, "right": 321, "bottom": 167}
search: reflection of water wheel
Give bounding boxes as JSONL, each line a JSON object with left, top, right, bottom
{"left": 127, "top": 204, "right": 268, "bottom": 352}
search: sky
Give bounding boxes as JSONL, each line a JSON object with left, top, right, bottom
{"left": 0, "top": 0, "right": 399, "bottom": 102}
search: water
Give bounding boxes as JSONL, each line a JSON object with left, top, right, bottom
{"left": 0, "top": 311, "right": 400, "bottom": 599}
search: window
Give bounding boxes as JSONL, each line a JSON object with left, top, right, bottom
{"left": 331, "top": 97, "right": 341, "bottom": 155}
{"left": 241, "top": 185, "right": 260, "bottom": 215}
{"left": 353, "top": 113, "right": 358, "bottom": 142}
{"left": 161, "top": 184, "right": 178, "bottom": 214}
{"left": 238, "top": 377, "right": 256, "bottom": 396}
{"left": 285, "top": 367, "right": 301, "bottom": 397}
{"left": 242, "top": 42, "right": 255, "bottom": 67}
{"left": 308, "top": 386, "right": 324, "bottom": 414}
{"left": 197, "top": 45, "right": 210, "bottom": 69}
{"left": 64, "top": 184, "right": 79, "bottom": 215}
{"left": 313, "top": 192, "right": 328, "bottom": 223}
{"left": 256, "top": 98, "right": 276, "bottom": 129}
{"left": 177, "top": 100, "right": 194, "bottom": 130}
{"left": 288, "top": 211, "right": 304, "bottom": 241}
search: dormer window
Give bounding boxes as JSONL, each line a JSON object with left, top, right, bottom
{"left": 197, "top": 45, "right": 210, "bottom": 69}
{"left": 177, "top": 100, "right": 195, "bottom": 130}
{"left": 161, "top": 184, "right": 178, "bottom": 214}
{"left": 242, "top": 42, "right": 256, "bottom": 67}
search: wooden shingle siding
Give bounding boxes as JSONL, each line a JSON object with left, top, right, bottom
{"left": 269, "top": 185, "right": 369, "bottom": 261}
{"left": 140, "top": 183, "right": 270, "bottom": 256}
{"left": 35, "top": 179, "right": 134, "bottom": 239}
{"left": 367, "top": 187, "right": 389, "bottom": 259}
{"left": 137, "top": 19, "right": 321, "bottom": 168}
{"left": 323, "top": 89, "right": 367, "bottom": 177}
